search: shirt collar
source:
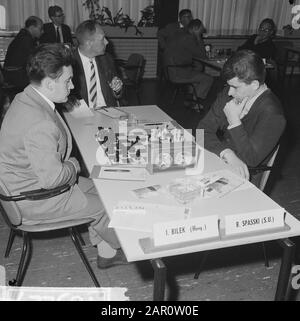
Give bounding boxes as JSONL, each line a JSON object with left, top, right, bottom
{"left": 179, "top": 22, "right": 184, "bottom": 28}
{"left": 240, "top": 84, "right": 268, "bottom": 119}
{"left": 31, "top": 86, "right": 56, "bottom": 111}
{"left": 78, "top": 48, "right": 94, "bottom": 63}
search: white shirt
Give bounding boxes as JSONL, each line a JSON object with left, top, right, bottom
{"left": 78, "top": 49, "right": 106, "bottom": 108}
{"left": 31, "top": 86, "right": 55, "bottom": 111}
{"left": 220, "top": 84, "right": 268, "bottom": 159}
{"left": 53, "top": 23, "right": 64, "bottom": 43}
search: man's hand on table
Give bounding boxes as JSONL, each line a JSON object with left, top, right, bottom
{"left": 221, "top": 149, "right": 249, "bottom": 180}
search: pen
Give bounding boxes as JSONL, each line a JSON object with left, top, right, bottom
{"left": 95, "top": 106, "right": 108, "bottom": 112}
{"left": 144, "top": 122, "right": 164, "bottom": 126}
{"left": 104, "top": 169, "right": 130, "bottom": 172}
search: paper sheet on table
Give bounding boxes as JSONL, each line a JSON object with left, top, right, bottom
{"left": 95, "top": 107, "right": 128, "bottom": 119}
{"left": 68, "top": 99, "right": 94, "bottom": 118}
{"left": 108, "top": 202, "right": 191, "bottom": 232}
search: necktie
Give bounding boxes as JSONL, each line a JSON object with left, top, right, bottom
{"left": 56, "top": 27, "right": 61, "bottom": 43}
{"left": 89, "top": 59, "right": 97, "bottom": 109}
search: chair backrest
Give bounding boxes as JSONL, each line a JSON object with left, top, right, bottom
{"left": 125, "top": 53, "right": 145, "bottom": 83}
{"left": 274, "top": 40, "right": 294, "bottom": 65}
{"left": 259, "top": 145, "right": 280, "bottom": 191}
{"left": 0, "top": 177, "right": 22, "bottom": 227}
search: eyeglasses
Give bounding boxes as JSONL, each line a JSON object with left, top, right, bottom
{"left": 259, "top": 27, "right": 272, "bottom": 33}
{"left": 54, "top": 13, "right": 64, "bottom": 18}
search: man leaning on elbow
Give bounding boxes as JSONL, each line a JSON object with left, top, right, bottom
{"left": 197, "top": 50, "right": 286, "bottom": 186}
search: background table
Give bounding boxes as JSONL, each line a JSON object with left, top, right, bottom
{"left": 64, "top": 105, "right": 300, "bottom": 301}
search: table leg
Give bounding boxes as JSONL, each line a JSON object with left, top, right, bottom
{"left": 275, "top": 238, "right": 295, "bottom": 301}
{"left": 151, "top": 259, "right": 166, "bottom": 301}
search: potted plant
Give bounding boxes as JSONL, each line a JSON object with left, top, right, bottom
{"left": 83, "top": 1, "right": 157, "bottom": 37}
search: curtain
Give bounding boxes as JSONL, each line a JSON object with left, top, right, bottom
{"left": 0, "top": 0, "right": 153, "bottom": 31}
{"left": 179, "top": 0, "right": 300, "bottom": 35}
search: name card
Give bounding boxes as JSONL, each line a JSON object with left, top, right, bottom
{"left": 153, "top": 215, "right": 219, "bottom": 247}
{"left": 224, "top": 208, "right": 285, "bottom": 236}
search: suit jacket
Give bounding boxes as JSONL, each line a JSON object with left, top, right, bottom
{"left": 197, "top": 86, "right": 286, "bottom": 168}
{"left": 71, "top": 49, "right": 119, "bottom": 107}
{"left": 3, "top": 28, "right": 37, "bottom": 88}
{"left": 164, "top": 31, "right": 207, "bottom": 80}
{"left": 0, "top": 85, "right": 87, "bottom": 221}
{"left": 157, "top": 22, "right": 186, "bottom": 51}
{"left": 40, "top": 23, "right": 73, "bottom": 45}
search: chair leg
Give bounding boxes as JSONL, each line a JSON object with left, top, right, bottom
{"left": 136, "top": 89, "right": 141, "bottom": 105}
{"left": 171, "top": 87, "right": 179, "bottom": 105}
{"left": 262, "top": 242, "right": 270, "bottom": 268}
{"left": 5, "top": 229, "right": 16, "bottom": 258}
{"left": 9, "top": 231, "right": 32, "bottom": 286}
{"left": 76, "top": 228, "right": 86, "bottom": 246}
{"left": 69, "top": 227, "right": 100, "bottom": 287}
{"left": 191, "top": 85, "right": 203, "bottom": 110}
{"left": 194, "top": 251, "right": 209, "bottom": 279}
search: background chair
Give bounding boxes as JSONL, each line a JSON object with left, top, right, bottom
{"left": 0, "top": 179, "right": 100, "bottom": 287}
{"left": 116, "top": 53, "right": 145, "bottom": 105}
{"left": 274, "top": 41, "right": 299, "bottom": 87}
{"left": 163, "top": 56, "right": 204, "bottom": 111}
{"left": 194, "top": 145, "right": 280, "bottom": 279}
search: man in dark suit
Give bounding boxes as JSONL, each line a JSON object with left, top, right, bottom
{"left": 0, "top": 43, "right": 127, "bottom": 268}
{"left": 70, "top": 20, "right": 122, "bottom": 108}
{"left": 197, "top": 50, "right": 286, "bottom": 185}
{"left": 157, "top": 9, "right": 193, "bottom": 51}
{"left": 40, "top": 6, "right": 73, "bottom": 45}
{"left": 3, "top": 16, "right": 43, "bottom": 90}
{"left": 164, "top": 19, "right": 213, "bottom": 111}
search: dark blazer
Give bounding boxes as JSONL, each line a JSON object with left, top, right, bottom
{"left": 40, "top": 23, "right": 73, "bottom": 45}
{"left": 71, "top": 49, "right": 120, "bottom": 107}
{"left": 197, "top": 86, "right": 286, "bottom": 168}
{"left": 157, "top": 22, "right": 186, "bottom": 51}
{"left": 3, "top": 28, "right": 37, "bottom": 89}
{"left": 238, "top": 35, "right": 276, "bottom": 60}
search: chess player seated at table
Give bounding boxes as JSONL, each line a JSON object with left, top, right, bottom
{"left": 0, "top": 43, "right": 127, "bottom": 269}
{"left": 67, "top": 20, "right": 123, "bottom": 110}
{"left": 197, "top": 50, "right": 286, "bottom": 186}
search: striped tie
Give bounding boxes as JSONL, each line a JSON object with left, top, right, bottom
{"left": 89, "top": 59, "right": 97, "bottom": 109}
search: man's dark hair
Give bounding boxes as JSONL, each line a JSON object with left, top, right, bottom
{"left": 222, "top": 50, "right": 266, "bottom": 85}
{"left": 76, "top": 20, "right": 101, "bottom": 45}
{"left": 48, "top": 5, "right": 63, "bottom": 18}
{"left": 25, "top": 16, "right": 43, "bottom": 29}
{"left": 179, "top": 9, "right": 192, "bottom": 20}
{"left": 27, "top": 43, "right": 73, "bottom": 84}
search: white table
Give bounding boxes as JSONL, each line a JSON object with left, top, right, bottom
{"left": 64, "top": 105, "right": 300, "bottom": 301}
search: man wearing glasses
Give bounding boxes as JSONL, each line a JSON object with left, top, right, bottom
{"left": 40, "top": 6, "right": 73, "bottom": 46}
{"left": 238, "top": 18, "right": 277, "bottom": 60}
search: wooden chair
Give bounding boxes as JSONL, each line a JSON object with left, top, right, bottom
{"left": 163, "top": 57, "right": 204, "bottom": 111}
{"left": 0, "top": 178, "right": 100, "bottom": 287}
{"left": 115, "top": 53, "right": 145, "bottom": 105}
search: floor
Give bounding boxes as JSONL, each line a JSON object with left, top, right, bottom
{"left": 1, "top": 75, "right": 300, "bottom": 301}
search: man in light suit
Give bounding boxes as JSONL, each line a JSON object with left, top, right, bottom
{"left": 70, "top": 20, "right": 123, "bottom": 108}
{"left": 40, "top": 6, "right": 73, "bottom": 45}
{"left": 0, "top": 43, "right": 127, "bottom": 268}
